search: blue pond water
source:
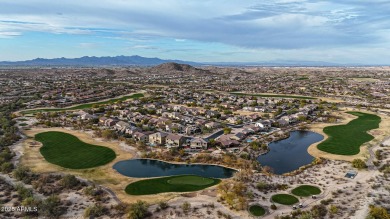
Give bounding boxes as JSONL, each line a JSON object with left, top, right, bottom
{"left": 113, "top": 159, "right": 236, "bottom": 178}
{"left": 257, "top": 130, "right": 324, "bottom": 174}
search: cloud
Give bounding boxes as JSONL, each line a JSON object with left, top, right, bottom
{"left": 0, "top": 31, "right": 22, "bottom": 38}
{"left": 0, "top": 0, "right": 390, "bottom": 62}
{"left": 78, "top": 43, "right": 99, "bottom": 49}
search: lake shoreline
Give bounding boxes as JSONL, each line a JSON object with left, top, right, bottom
{"left": 113, "top": 158, "right": 238, "bottom": 179}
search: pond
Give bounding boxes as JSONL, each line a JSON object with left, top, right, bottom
{"left": 257, "top": 130, "right": 324, "bottom": 174}
{"left": 113, "top": 159, "right": 236, "bottom": 178}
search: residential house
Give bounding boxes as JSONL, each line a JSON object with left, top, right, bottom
{"left": 99, "top": 116, "right": 108, "bottom": 125}
{"left": 166, "top": 123, "right": 185, "bottom": 133}
{"left": 218, "top": 139, "right": 240, "bottom": 148}
{"left": 133, "top": 132, "right": 149, "bottom": 143}
{"left": 105, "top": 119, "right": 117, "bottom": 127}
{"left": 115, "top": 121, "right": 130, "bottom": 132}
{"left": 205, "top": 122, "right": 221, "bottom": 129}
{"left": 166, "top": 134, "right": 185, "bottom": 148}
{"left": 185, "top": 125, "right": 201, "bottom": 135}
{"left": 149, "top": 132, "right": 169, "bottom": 145}
{"left": 190, "top": 138, "right": 208, "bottom": 150}
{"left": 230, "top": 132, "right": 246, "bottom": 141}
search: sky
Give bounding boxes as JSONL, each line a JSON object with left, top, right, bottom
{"left": 1, "top": 0, "right": 390, "bottom": 64}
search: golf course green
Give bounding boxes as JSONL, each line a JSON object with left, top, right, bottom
{"left": 230, "top": 92, "right": 316, "bottom": 100}
{"left": 22, "top": 93, "right": 143, "bottom": 114}
{"left": 125, "top": 175, "right": 221, "bottom": 195}
{"left": 271, "top": 194, "right": 299, "bottom": 205}
{"left": 249, "top": 205, "right": 266, "bottom": 216}
{"left": 36, "top": 131, "right": 116, "bottom": 169}
{"left": 291, "top": 185, "right": 321, "bottom": 197}
{"left": 317, "top": 111, "right": 381, "bottom": 155}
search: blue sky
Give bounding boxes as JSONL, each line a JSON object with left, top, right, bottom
{"left": 1, "top": 0, "right": 390, "bottom": 64}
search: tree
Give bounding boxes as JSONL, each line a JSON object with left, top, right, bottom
{"left": 329, "top": 205, "right": 339, "bottom": 215}
{"left": 101, "top": 129, "right": 118, "bottom": 140}
{"left": 128, "top": 200, "right": 149, "bottom": 219}
{"left": 13, "top": 165, "right": 31, "bottom": 183}
{"left": 368, "top": 205, "right": 390, "bottom": 219}
{"left": 208, "top": 139, "right": 217, "bottom": 148}
{"left": 223, "top": 127, "right": 232, "bottom": 134}
{"left": 22, "top": 197, "right": 41, "bottom": 217}
{"left": 311, "top": 204, "right": 327, "bottom": 218}
{"left": 15, "top": 184, "right": 33, "bottom": 199}
{"left": 273, "top": 108, "right": 283, "bottom": 117}
{"left": 182, "top": 201, "right": 191, "bottom": 215}
{"left": 84, "top": 204, "right": 105, "bottom": 218}
{"left": 0, "top": 162, "right": 14, "bottom": 173}
{"left": 60, "top": 174, "right": 79, "bottom": 189}
{"left": 40, "top": 195, "right": 65, "bottom": 218}
{"left": 158, "top": 201, "right": 169, "bottom": 210}
{"left": 352, "top": 159, "right": 367, "bottom": 169}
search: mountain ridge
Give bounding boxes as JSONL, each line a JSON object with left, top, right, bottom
{"left": 0, "top": 55, "right": 374, "bottom": 67}
{"left": 0, "top": 55, "right": 199, "bottom": 67}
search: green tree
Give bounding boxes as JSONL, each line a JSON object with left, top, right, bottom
{"left": 182, "top": 201, "right": 191, "bottom": 215}
{"left": 128, "top": 200, "right": 149, "bottom": 219}
{"left": 60, "top": 174, "right": 80, "bottom": 189}
{"left": 102, "top": 129, "right": 118, "bottom": 140}
{"left": 0, "top": 162, "right": 14, "bottom": 173}
{"left": 158, "top": 201, "right": 169, "bottom": 210}
{"left": 39, "top": 195, "right": 65, "bottom": 218}
{"left": 368, "top": 205, "right": 390, "bottom": 219}
{"left": 329, "top": 205, "right": 339, "bottom": 215}
{"left": 223, "top": 127, "right": 232, "bottom": 134}
{"left": 352, "top": 159, "right": 367, "bottom": 169}
{"left": 84, "top": 204, "right": 105, "bottom": 218}
{"left": 13, "top": 165, "right": 31, "bottom": 183}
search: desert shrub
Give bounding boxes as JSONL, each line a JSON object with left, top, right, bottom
{"left": 128, "top": 200, "right": 149, "bottom": 219}
{"left": 84, "top": 204, "right": 106, "bottom": 218}
{"left": 60, "top": 174, "right": 80, "bottom": 189}
{"left": 352, "top": 159, "right": 367, "bottom": 169}
{"left": 0, "top": 162, "right": 14, "bottom": 173}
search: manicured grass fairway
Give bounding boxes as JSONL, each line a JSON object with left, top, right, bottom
{"left": 36, "top": 131, "right": 116, "bottom": 169}
{"left": 22, "top": 93, "right": 144, "bottom": 114}
{"left": 125, "top": 175, "right": 221, "bottom": 195}
{"left": 249, "top": 205, "right": 266, "bottom": 216}
{"left": 292, "top": 185, "right": 321, "bottom": 197}
{"left": 271, "top": 194, "right": 299, "bottom": 205}
{"left": 317, "top": 112, "right": 381, "bottom": 155}
{"left": 230, "top": 92, "right": 316, "bottom": 100}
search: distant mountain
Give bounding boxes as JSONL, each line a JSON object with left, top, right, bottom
{"left": 149, "top": 62, "right": 210, "bottom": 74}
{"left": 1, "top": 55, "right": 373, "bottom": 67}
{"left": 0, "top": 55, "right": 200, "bottom": 67}
{"left": 150, "top": 62, "right": 196, "bottom": 71}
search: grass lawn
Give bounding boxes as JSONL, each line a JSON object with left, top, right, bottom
{"left": 317, "top": 111, "right": 381, "bottom": 155}
{"left": 36, "top": 131, "right": 116, "bottom": 169}
{"left": 230, "top": 92, "right": 316, "bottom": 100}
{"left": 22, "top": 93, "right": 143, "bottom": 114}
{"left": 271, "top": 194, "right": 299, "bottom": 205}
{"left": 249, "top": 205, "right": 266, "bottom": 216}
{"left": 125, "top": 175, "right": 221, "bottom": 195}
{"left": 291, "top": 185, "right": 321, "bottom": 197}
